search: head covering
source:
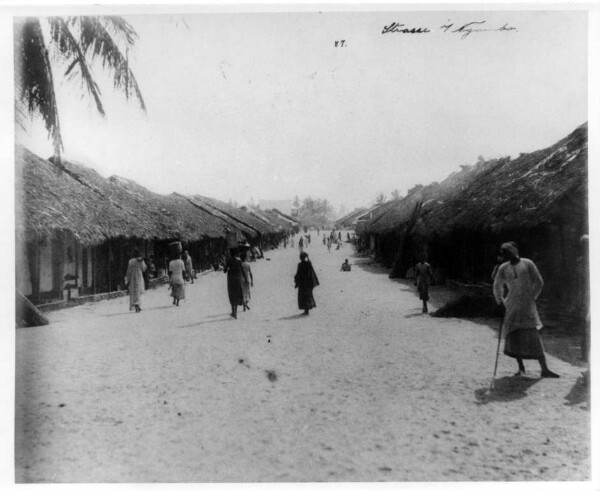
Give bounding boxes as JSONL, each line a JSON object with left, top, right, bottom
{"left": 501, "top": 242, "right": 519, "bottom": 257}
{"left": 300, "top": 252, "right": 309, "bottom": 261}
{"left": 133, "top": 249, "right": 141, "bottom": 258}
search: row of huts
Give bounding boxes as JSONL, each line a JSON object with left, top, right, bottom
{"left": 350, "top": 122, "right": 589, "bottom": 324}
{"left": 15, "top": 146, "right": 300, "bottom": 306}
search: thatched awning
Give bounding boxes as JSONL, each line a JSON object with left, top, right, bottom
{"left": 15, "top": 146, "right": 236, "bottom": 245}
{"left": 360, "top": 122, "right": 587, "bottom": 238}
{"left": 188, "top": 196, "right": 278, "bottom": 237}
{"left": 15, "top": 146, "right": 133, "bottom": 245}
{"left": 414, "top": 122, "right": 587, "bottom": 237}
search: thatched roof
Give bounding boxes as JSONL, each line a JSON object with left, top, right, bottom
{"left": 361, "top": 122, "right": 587, "bottom": 237}
{"left": 270, "top": 209, "right": 300, "bottom": 226}
{"left": 187, "top": 196, "right": 277, "bottom": 237}
{"left": 16, "top": 146, "right": 132, "bottom": 245}
{"left": 15, "top": 146, "right": 239, "bottom": 245}
{"left": 415, "top": 122, "right": 587, "bottom": 236}
{"left": 256, "top": 209, "right": 297, "bottom": 231}
{"left": 334, "top": 207, "right": 367, "bottom": 228}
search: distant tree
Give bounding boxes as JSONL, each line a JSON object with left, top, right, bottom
{"left": 14, "top": 16, "right": 146, "bottom": 162}
{"left": 298, "top": 197, "right": 333, "bottom": 228}
{"left": 390, "top": 189, "right": 401, "bottom": 200}
{"left": 374, "top": 192, "right": 387, "bottom": 205}
{"left": 292, "top": 195, "right": 300, "bottom": 208}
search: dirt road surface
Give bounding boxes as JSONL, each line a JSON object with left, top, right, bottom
{"left": 15, "top": 237, "right": 591, "bottom": 482}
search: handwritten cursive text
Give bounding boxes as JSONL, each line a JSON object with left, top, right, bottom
{"left": 382, "top": 22, "right": 431, "bottom": 35}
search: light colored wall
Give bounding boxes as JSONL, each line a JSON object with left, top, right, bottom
{"left": 39, "top": 239, "right": 52, "bottom": 292}
{"left": 15, "top": 239, "right": 31, "bottom": 296}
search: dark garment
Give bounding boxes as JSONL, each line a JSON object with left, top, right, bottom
{"left": 170, "top": 283, "right": 185, "bottom": 300}
{"left": 504, "top": 328, "right": 545, "bottom": 359}
{"left": 418, "top": 283, "right": 429, "bottom": 302}
{"left": 294, "top": 260, "right": 319, "bottom": 310}
{"left": 225, "top": 257, "right": 244, "bottom": 306}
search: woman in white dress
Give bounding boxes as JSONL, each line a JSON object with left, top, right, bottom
{"left": 169, "top": 253, "right": 186, "bottom": 307}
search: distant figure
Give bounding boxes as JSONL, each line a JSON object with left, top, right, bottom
{"left": 169, "top": 253, "right": 186, "bottom": 307}
{"left": 323, "top": 235, "right": 326, "bottom": 246}
{"left": 294, "top": 252, "right": 319, "bottom": 315}
{"left": 224, "top": 248, "right": 245, "bottom": 319}
{"left": 126, "top": 249, "right": 147, "bottom": 313}
{"left": 340, "top": 259, "right": 351, "bottom": 272}
{"left": 240, "top": 252, "right": 253, "bottom": 311}
{"left": 347, "top": 232, "right": 350, "bottom": 241}
{"left": 307, "top": 233, "right": 311, "bottom": 245}
{"left": 182, "top": 250, "right": 194, "bottom": 284}
{"left": 327, "top": 237, "right": 332, "bottom": 253}
{"left": 291, "top": 237, "right": 295, "bottom": 248}
{"left": 415, "top": 252, "right": 433, "bottom": 313}
{"left": 298, "top": 236, "right": 304, "bottom": 254}
{"left": 493, "top": 242, "right": 559, "bottom": 378}
{"left": 338, "top": 232, "right": 342, "bottom": 241}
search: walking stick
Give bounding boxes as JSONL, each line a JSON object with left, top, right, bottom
{"left": 490, "top": 311, "right": 504, "bottom": 391}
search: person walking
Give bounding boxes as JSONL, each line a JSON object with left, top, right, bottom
{"left": 298, "top": 236, "right": 304, "bottom": 254}
{"left": 493, "top": 242, "right": 559, "bottom": 378}
{"left": 340, "top": 258, "right": 351, "bottom": 271}
{"left": 182, "top": 250, "right": 194, "bottom": 284}
{"left": 125, "top": 249, "right": 147, "bottom": 313}
{"left": 294, "top": 252, "right": 319, "bottom": 315}
{"left": 224, "top": 248, "right": 245, "bottom": 319}
{"left": 240, "top": 252, "right": 254, "bottom": 311}
{"left": 415, "top": 252, "right": 433, "bottom": 313}
{"left": 168, "top": 253, "right": 186, "bottom": 306}
{"left": 327, "top": 237, "right": 332, "bottom": 253}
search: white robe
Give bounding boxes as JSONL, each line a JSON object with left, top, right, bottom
{"left": 493, "top": 257, "right": 544, "bottom": 336}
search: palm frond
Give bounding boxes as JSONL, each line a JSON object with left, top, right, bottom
{"left": 49, "top": 17, "right": 105, "bottom": 117}
{"left": 102, "top": 16, "right": 138, "bottom": 45}
{"left": 76, "top": 16, "right": 146, "bottom": 112}
{"left": 14, "top": 17, "right": 63, "bottom": 160}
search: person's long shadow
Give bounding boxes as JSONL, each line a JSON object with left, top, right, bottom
{"left": 278, "top": 314, "right": 308, "bottom": 321}
{"left": 101, "top": 305, "right": 175, "bottom": 317}
{"left": 564, "top": 373, "right": 590, "bottom": 407}
{"left": 474, "top": 376, "right": 541, "bottom": 405}
{"left": 176, "top": 316, "right": 233, "bottom": 329}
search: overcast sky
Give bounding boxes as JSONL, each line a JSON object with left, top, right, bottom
{"left": 16, "top": 9, "right": 588, "bottom": 213}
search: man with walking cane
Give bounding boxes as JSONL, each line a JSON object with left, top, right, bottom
{"left": 492, "top": 242, "right": 559, "bottom": 378}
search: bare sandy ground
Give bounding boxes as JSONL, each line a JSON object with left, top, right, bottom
{"left": 15, "top": 236, "right": 590, "bottom": 483}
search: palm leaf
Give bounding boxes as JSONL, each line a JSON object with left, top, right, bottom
{"left": 76, "top": 16, "right": 146, "bottom": 112}
{"left": 14, "top": 18, "right": 63, "bottom": 160}
{"left": 49, "top": 17, "right": 105, "bottom": 117}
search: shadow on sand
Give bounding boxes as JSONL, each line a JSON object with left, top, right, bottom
{"left": 101, "top": 305, "right": 175, "bottom": 317}
{"left": 474, "top": 375, "right": 541, "bottom": 405}
{"left": 176, "top": 316, "right": 233, "bottom": 328}
{"left": 564, "top": 373, "right": 590, "bottom": 407}
{"left": 278, "top": 313, "right": 309, "bottom": 321}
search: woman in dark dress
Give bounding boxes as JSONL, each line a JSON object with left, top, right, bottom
{"left": 294, "top": 252, "right": 319, "bottom": 315}
{"left": 224, "top": 248, "right": 245, "bottom": 319}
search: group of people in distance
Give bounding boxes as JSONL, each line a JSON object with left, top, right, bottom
{"left": 126, "top": 235, "right": 566, "bottom": 380}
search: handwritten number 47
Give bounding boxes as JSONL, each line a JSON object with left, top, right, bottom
{"left": 334, "top": 40, "right": 346, "bottom": 47}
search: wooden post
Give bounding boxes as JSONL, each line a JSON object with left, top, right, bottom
{"left": 108, "top": 240, "right": 112, "bottom": 293}
{"left": 92, "top": 246, "right": 96, "bottom": 295}
{"left": 75, "top": 241, "right": 80, "bottom": 291}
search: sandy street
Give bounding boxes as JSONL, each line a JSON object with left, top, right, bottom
{"left": 15, "top": 237, "right": 590, "bottom": 483}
